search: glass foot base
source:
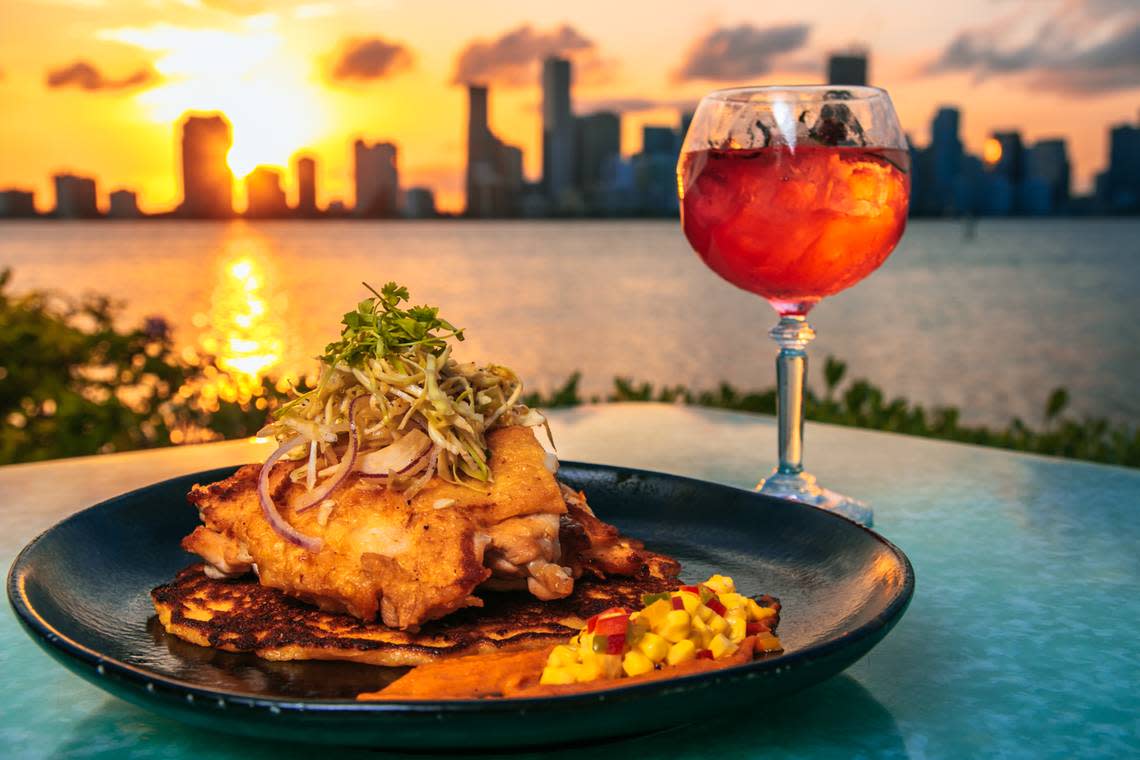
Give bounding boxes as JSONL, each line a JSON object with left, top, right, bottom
{"left": 757, "top": 470, "right": 873, "bottom": 527}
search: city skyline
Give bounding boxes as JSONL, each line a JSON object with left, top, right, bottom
{"left": 3, "top": 48, "right": 1137, "bottom": 220}
{"left": 1, "top": 0, "right": 1137, "bottom": 213}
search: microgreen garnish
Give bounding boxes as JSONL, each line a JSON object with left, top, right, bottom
{"left": 321, "top": 282, "right": 465, "bottom": 369}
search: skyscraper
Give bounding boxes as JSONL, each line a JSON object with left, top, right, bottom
{"left": 0, "top": 189, "right": 36, "bottom": 218}
{"left": 179, "top": 113, "right": 233, "bottom": 218}
{"left": 465, "top": 84, "right": 523, "bottom": 217}
{"left": 402, "top": 187, "right": 437, "bottom": 219}
{"left": 353, "top": 140, "right": 398, "bottom": 217}
{"left": 641, "top": 126, "right": 677, "bottom": 156}
{"left": 575, "top": 111, "right": 620, "bottom": 202}
{"left": 542, "top": 57, "right": 575, "bottom": 207}
{"left": 108, "top": 189, "right": 140, "bottom": 218}
{"left": 992, "top": 131, "right": 1025, "bottom": 185}
{"left": 295, "top": 155, "right": 317, "bottom": 216}
{"left": 827, "top": 51, "right": 868, "bottom": 86}
{"left": 1104, "top": 121, "right": 1140, "bottom": 212}
{"left": 929, "top": 107, "right": 963, "bottom": 214}
{"left": 245, "top": 166, "right": 288, "bottom": 217}
{"left": 1026, "top": 139, "right": 1070, "bottom": 212}
{"left": 53, "top": 174, "right": 98, "bottom": 218}
{"left": 633, "top": 126, "right": 681, "bottom": 215}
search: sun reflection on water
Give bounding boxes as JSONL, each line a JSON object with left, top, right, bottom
{"left": 183, "top": 240, "right": 290, "bottom": 423}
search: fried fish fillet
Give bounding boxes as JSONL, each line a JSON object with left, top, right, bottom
{"left": 182, "top": 426, "right": 674, "bottom": 630}
{"left": 152, "top": 561, "right": 680, "bottom": 667}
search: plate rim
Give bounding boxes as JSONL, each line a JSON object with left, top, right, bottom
{"left": 7, "top": 461, "right": 915, "bottom": 715}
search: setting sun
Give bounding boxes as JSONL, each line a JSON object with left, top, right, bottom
{"left": 102, "top": 18, "right": 326, "bottom": 180}
{"left": 983, "top": 138, "right": 1003, "bottom": 165}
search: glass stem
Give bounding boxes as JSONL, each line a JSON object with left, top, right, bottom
{"left": 770, "top": 315, "right": 815, "bottom": 476}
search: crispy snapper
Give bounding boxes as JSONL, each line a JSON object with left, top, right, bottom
{"left": 178, "top": 427, "right": 675, "bottom": 631}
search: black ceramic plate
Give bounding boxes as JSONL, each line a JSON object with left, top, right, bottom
{"left": 8, "top": 463, "right": 913, "bottom": 750}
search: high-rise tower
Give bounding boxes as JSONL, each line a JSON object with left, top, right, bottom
{"left": 353, "top": 140, "right": 398, "bottom": 217}
{"left": 464, "top": 84, "right": 523, "bottom": 217}
{"left": 295, "top": 155, "right": 317, "bottom": 216}
{"left": 179, "top": 113, "right": 233, "bottom": 218}
{"left": 542, "top": 57, "right": 575, "bottom": 205}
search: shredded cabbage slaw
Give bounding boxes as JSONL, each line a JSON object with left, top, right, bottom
{"left": 257, "top": 283, "right": 549, "bottom": 505}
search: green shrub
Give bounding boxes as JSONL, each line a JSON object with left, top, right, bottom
{"left": 0, "top": 270, "right": 285, "bottom": 464}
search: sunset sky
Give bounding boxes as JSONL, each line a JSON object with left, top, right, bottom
{"left": 1, "top": 0, "right": 1137, "bottom": 213}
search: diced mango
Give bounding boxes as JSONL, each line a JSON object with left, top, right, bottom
{"left": 575, "top": 659, "right": 603, "bottom": 682}
{"left": 540, "top": 667, "right": 576, "bottom": 685}
{"left": 708, "top": 614, "right": 729, "bottom": 636}
{"left": 659, "top": 609, "right": 691, "bottom": 643}
{"left": 708, "top": 633, "right": 736, "bottom": 659}
{"left": 666, "top": 638, "right": 697, "bottom": 665}
{"left": 695, "top": 603, "right": 715, "bottom": 622}
{"left": 548, "top": 645, "right": 577, "bottom": 668}
{"left": 640, "top": 599, "right": 672, "bottom": 628}
{"left": 705, "top": 575, "right": 735, "bottom": 594}
{"left": 637, "top": 631, "right": 669, "bottom": 662}
{"left": 679, "top": 593, "right": 701, "bottom": 615}
{"left": 720, "top": 593, "right": 748, "bottom": 610}
{"left": 690, "top": 614, "right": 710, "bottom": 638}
{"left": 622, "top": 650, "right": 655, "bottom": 677}
{"left": 747, "top": 599, "right": 777, "bottom": 621}
{"left": 726, "top": 612, "right": 747, "bottom": 643}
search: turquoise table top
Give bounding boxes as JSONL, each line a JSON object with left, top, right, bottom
{"left": 2, "top": 403, "right": 1137, "bottom": 759}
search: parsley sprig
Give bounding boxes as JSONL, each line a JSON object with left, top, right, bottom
{"left": 321, "top": 282, "right": 465, "bottom": 368}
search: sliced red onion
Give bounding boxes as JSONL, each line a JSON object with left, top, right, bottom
{"left": 256, "top": 395, "right": 368, "bottom": 550}
{"left": 358, "top": 429, "right": 431, "bottom": 477}
{"left": 402, "top": 448, "right": 440, "bottom": 500}
{"left": 257, "top": 435, "right": 323, "bottom": 552}
{"left": 293, "top": 395, "right": 366, "bottom": 512}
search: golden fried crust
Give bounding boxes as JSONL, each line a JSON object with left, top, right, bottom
{"left": 151, "top": 563, "right": 680, "bottom": 668}
{"left": 414, "top": 426, "right": 566, "bottom": 523}
{"left": 184, "top": 426, "right": 560, "bottom": 629}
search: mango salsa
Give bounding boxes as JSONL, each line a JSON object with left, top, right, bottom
{"left": 539, "top": 575, "right": 783, "bottom": 685}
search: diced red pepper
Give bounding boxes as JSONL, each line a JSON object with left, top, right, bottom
{"left": 605, "top": 633, "right": 626, "bottom": 655}
{"left": 707, "top": 598, "right": 727, "bottom": 617}
{"left": 602, "top": 606, "right": 630, "bottom": 616}
{"left": 595, "top": 614, "right": 629, "bottom": 637}
{"left": 696, "top": 649, "right": 714, "bottom": 660}
{"left": 586, "top": 615, "right": 599, "bottom": 633}
{"left": 680, "top": 585, "right": 700, "bottom": 595}
{"left": 746, "top": 620, "right": 771, "bottom": 635}
{"left": 671, "top": 596, "right": 684, "bottom": 610}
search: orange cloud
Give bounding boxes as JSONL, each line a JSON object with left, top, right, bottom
{"left": 45, "top": 60, "right": 158, "bottom": 92}
{"left": 926, "top": 0, "right": 1140, "bottom": 95}
{"left": 330, "top": 37, "right": 414, "bottom": 83}
{"left": 674, "top": 23, "right": 813, "bottom": 82}
{"left": 451, "top": 23, "right": 606, "bottom": 87}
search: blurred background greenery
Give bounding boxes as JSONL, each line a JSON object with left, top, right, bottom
{"left": 2, "top": 269, "right": 1136, "bottom": 468}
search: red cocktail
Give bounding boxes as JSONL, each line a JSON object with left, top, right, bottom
{"left": 680, "top": 145, "right": 910, "bottom": 315}
{"left": 676, "top": 86, "right": 911, "bottom": 526}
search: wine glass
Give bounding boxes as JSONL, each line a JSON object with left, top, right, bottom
{"left": 676, "top": 85, "right": 910, "bottom": 525}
